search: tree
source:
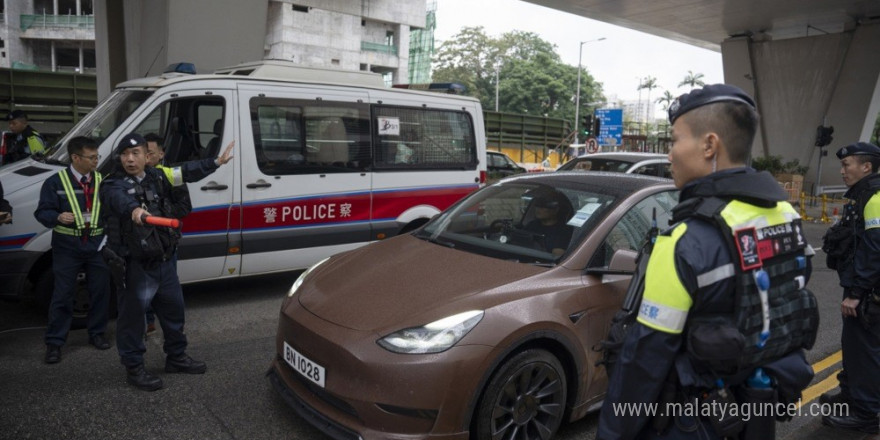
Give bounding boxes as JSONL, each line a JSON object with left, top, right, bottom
{"left": 656, "top": 90, "right": 676, "bottom": 111}
{"left": 638, "top": 76, "right": 658, "bottom": 121}
{"left": 432, "top": 27, "right": 603, "bottom": 122}
{"left": 678, "top": 70, "right": 706, "bottom": 89}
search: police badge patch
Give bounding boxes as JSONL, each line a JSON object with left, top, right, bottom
{"left": 735, "top": 227, "right": 762, "bottom": 270}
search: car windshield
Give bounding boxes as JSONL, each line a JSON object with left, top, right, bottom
{"left": 414, "top": 180, "right": 618, "bottom": 265}
{"left": 41, "top": 90, "right": 153, "bottom": 164}
{"left": 558, "top": 158, "right": 637, "bottom": 172}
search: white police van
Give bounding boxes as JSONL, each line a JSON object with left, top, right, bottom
{"left": 0, "top": 61, "right": 486, "bottom": 322}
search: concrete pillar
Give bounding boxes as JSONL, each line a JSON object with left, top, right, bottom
{"left": 53, "top": 0, "right": 58, "bottom": 14}
{"left": 722, "top": 21, "right": 880, "bottom": 192}
{"left": 77, "top": 0, "right": 82, "bottom": 16}
{"left": 50, "top": 40, "right": 55, "bottom": 71}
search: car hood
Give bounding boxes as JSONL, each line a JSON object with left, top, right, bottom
{"left": 297, "top": 234, "right": 547, "bottom": 332}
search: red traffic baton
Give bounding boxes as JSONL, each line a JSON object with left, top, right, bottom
{"left": 141, "top": 214, "right": 181, "bottom": 229}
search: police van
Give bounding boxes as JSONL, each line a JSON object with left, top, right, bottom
{"left": 0, "top": 61, "right": 486, "bottom": 319}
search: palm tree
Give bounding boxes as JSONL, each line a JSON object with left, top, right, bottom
{"left": 638, "top": 76, "right": 658, "bottom": 122}
{"left": 656, "top": 90, "right": 676, "bottom": 111}
{"left": 678, "top": 70, "right": 706, "bottom": 89}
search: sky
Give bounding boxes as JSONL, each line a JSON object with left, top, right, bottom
{"left": 433, "top": 0, "right": 725, "bottom": 104}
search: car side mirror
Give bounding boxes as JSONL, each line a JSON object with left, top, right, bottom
{"left": 585, "top": 248, "right": 637, "bottom": 276}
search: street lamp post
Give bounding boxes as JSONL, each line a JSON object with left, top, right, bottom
{"left": 574, "top": 37, "right": 606, "bottom": 144}
{"left": 495, "top": 65, "right": 500, "bottom": 112}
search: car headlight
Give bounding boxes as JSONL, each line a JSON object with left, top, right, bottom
{"left": 377, "top": 310, "right": 484, "bottom": 354}
{"left": 287, "top": 257, "right": 330, "bottom": 298}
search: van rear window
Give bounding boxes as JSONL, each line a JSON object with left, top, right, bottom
{"left": 373, "top": 105, "right": 476, "bottom": 170}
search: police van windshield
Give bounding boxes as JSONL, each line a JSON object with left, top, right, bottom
{"left": 45, "top": 90, "right": 153, "bottom": 162}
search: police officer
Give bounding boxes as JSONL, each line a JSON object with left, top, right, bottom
{"left": 820, "top": 142, "right": 880, "bottom": 433}
{"left": 100, "top": 133, "right": 206, "bottom": 391}
{"left": 598, "top": 84, "right": 817, "bottom": 439}
{"left": 2, "top": 110, "right": 46, "bottom": 165}
{"left": 144, "top": 132, "right": 234, "bottom": 185}
{"left": 141, "top": 133, "right": 233, "bottom": 334}
{"left": 34, "top": 136, "right": 111, "bottom": 364}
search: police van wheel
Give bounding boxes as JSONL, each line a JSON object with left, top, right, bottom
{"left": 34, "top": 270, "right": 118, "bottom": 330}
{"left": 473, "top": 349, "right": 567, "bottom": 440}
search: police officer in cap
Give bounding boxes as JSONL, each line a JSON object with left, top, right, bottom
{"left": 2, "top": 110, "right": 46, "bottom": 165}
{"left": 100, "top": 133, "right": 206, "bottom": 391}
{"left": 598, "top": 84, "right": 817, "bottom": 439}
{"left": 820, "top": 141, "right": 880, "bottom": 433}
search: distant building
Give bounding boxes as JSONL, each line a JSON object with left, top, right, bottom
{"left": 2, "top": 0, "right": 433, "bottom": 85}
{"left": 0, "top": 0, "right": 96, "bottom": 72}
{"left": 621, "top": 99, "right": 655, "bottom": 124}
{"left": 264, "top": 0, "right": 431, "bottom": 86}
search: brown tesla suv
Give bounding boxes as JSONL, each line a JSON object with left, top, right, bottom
{"left": 268, "top": 172, "right": 679, "bottom": 440}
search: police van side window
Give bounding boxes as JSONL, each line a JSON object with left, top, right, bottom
{"left": 250, "top": 97, "right": 370, "bottom": 175}
{"left": 373, "top": 105, "right": 477, "bottom": 169}
{"left": 127, "top": 96, "right": 225, "bottom": 166}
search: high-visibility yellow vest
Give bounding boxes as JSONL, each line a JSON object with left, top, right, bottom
{"left": 54, "top": 170, "right": 104, "bottom": 236}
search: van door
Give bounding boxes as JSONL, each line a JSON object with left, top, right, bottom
{"left": 123, "top": 89, "right": 237, "bottom": 282}
{"left": 237, "top": 85, "right": 373, "bottom": 274}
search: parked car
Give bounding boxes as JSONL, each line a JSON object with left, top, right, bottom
{"left": 268, "top": 172, "right": 678, "bottom": 440}
{"left": 558, "top": 152, "right": 671, "bottom": 178}
{"left": 487, "top": 150, "right": 527, "bottom": 180}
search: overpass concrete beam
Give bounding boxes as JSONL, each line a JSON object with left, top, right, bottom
{"left": 722, "top": 22, "right": 880, "bottom": 194}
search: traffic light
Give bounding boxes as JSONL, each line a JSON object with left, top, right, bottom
{"left": 592, "top": 117, "right": 601, "bottom": 138}
{"left": 582, "top": 114, "right": 594, "bottom": 137}
{"left": 815, "top": 125, "right": 834, "bottom": 147}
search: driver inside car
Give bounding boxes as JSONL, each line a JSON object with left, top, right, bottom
{"left": 523, "top": 193, "right": 573, "bottom": 256}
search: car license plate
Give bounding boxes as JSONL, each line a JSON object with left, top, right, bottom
{"left": 283, "top": 341, "right": 326, "bottom": 388}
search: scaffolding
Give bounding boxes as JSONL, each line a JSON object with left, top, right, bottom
{"left": 408, "top": 0, "right": 435, "bottom": 84}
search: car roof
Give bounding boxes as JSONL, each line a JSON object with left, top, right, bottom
{"left": 572, "top": 152, "right": 668, "bottom": 161}
{"left": 498, "top": 170, "right": 674, "bottom": 197}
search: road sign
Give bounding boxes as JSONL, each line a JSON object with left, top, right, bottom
{"left": 596, "top": 108, "right": 623, "bottom": 147}
{"left": 587, "top": 137, "right": 599, "bottom": 154}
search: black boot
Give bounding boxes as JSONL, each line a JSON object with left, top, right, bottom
{"left": 165, "top": 353, "right": 207, "bottom": 374}
{"left": 126, "top": 365, "right": 163, "bottom": 391}
{"left": 819, "top": 390, "right": 852, "bottom": 406}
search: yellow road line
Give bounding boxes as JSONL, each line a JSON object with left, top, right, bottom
{"left": 811, "top": 351, "right": 843, "bottom": 375}
{"left": 799, "top": 369, "right": 841, "bottom": 407}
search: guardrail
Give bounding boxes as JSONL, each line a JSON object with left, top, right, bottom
{"left": 20, "top": 14, "right": 95, "bottom": 31}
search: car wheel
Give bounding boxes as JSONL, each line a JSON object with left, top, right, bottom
{"left": 474, "top": 349, "right": 567, "bottom": 440}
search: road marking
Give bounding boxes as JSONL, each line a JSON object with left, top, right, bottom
{"left": 798, "top": 351, "right": 843, "bottom": 406}
{"left": 812, "top": 351, "right": 842, "bottom": 374}
{"left": 800, "top": 369, "right": 841, "bottom": 408}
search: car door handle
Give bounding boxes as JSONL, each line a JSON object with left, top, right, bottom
{"left": 200, "top": 184, "right": 229, "bottom": 191}
{"left": 246, "top": 182, "right": 272, "bottom": 189}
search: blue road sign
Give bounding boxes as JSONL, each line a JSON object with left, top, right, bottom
{"left": 596, "top": 108, "right": 623, "bottom": 147}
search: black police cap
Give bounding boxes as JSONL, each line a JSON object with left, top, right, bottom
{"left": 667, "top": 84, "right": 756, "bottom": 124}
{"left": 6, "top": 109, "right": 27, "bottom": 121}
{"left": 115, "top": 133, "right": 147, "bottom": 155}
{"left": 836, "top": 142, "right": 880, "bottom": 159}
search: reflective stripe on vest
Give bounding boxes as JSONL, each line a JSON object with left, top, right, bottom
{"left": 864, "top": 192, "right": 880, "bottom": 230}
{"left": 156, "top": 164, "right": 184, "bottom": 187}
{"left": 638, "top": 222, "right": 692, "bottom": 334}
{"left": 54, "top": 170, "right": 103, "bottom": 236}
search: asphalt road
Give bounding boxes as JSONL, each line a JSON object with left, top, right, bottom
{"left": 0, "top": 216, "right": 874, "bottom": 440}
